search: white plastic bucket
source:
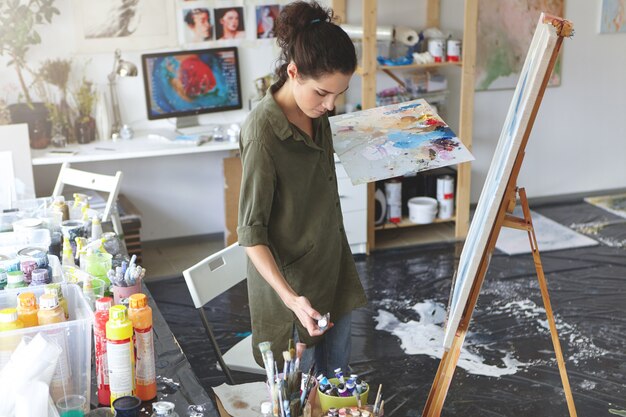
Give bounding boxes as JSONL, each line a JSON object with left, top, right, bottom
{"left": 408, "top": 197, "right": 438, "bottom": 224}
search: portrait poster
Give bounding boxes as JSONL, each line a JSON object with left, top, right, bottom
{"left": 599, "top": 0, "right": 626, "bottom": 33}
{"left": 181, "top": 6, "right": 214, "bottom": 43}
{"left": 74, "top": 0, "right": 177, "bottom": 53}
{"left": 330, "top": 99, "right": 474, "bottom": 186}
{"left": 215, "top": 7, "right": 246, "bottom": 40}
{"left": 475, "top": 0, "right": 564, "bottom": 90}
{"left": 256, "top": 5, "right": 280, "bottom": 39}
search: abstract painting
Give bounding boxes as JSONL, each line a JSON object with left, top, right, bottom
{"left": 600, "top": 0, "right": 626, "bottom": 33}
{"left": 476, "top": 0, "right": 564, "bottom": 90}
{"left": 74, "top": 0, "right": 177, "bottom": 53}
{"left": 444, "top": 14, "right": 568, "bottom": 349}
{"left": 330, "top": 99, "right": 474, "bottom": 186}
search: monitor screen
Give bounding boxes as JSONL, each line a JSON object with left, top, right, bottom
{"left": 142, "top": 47, "right": 243, "bottom": 120}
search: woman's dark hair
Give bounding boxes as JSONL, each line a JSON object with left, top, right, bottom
{"left": 184, "top": 8, "right": 209, "bottom": 26}
{"left": 274, "top": 1, "right": 356, "bottom": 84}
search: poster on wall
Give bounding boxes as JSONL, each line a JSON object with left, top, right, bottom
{"left": 214, "top": 7, "right": 246, "bottom": 40}
{"left": 600, "top": 0, "right": 626, "bottom": 33}
{"left": 256, "top": 5, "right": 280, "bottom": 39}
{"left": 73, "top": 0, "right": 177, "bottom": 52}
{"left": 475, "top": 0, "right": 564, "bottom": 91}
{"left": 181, "top": 6, "right": 214, "bottom": 42}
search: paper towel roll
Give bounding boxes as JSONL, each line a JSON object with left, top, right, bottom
{"left": 340, "top": 24, "right": 394, "bottom": 41}
{"left": 394, "top": 26, "right": 419, "bottom": 46}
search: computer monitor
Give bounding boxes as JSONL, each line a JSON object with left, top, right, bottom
{"left": 141, "top": 47, "right": 243, "bottom": 130}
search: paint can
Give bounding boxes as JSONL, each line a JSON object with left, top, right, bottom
{"left": 384, "top": 179, "right": 402, "bottom": 223}
{"left": 428, "top": 38, "right": 445, "bottom": 63}
{"left": 446, "top": 39, "right": 462, "bottom": 62}
{"left": 436, "top": 175, "right": 455, "bottom": 219}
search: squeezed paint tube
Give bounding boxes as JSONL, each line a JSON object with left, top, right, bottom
{"left": 317, "top": 313, "right": 330, "bottom": 332}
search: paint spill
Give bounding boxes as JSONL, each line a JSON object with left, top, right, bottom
{"left": 374, "top": 300, "right": 528, "bottom": 377}
{"left": 374, "top": 297, "right": 607, "bottom": 377}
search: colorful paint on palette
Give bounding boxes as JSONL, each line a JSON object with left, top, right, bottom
{"left": 330, "top": 99, "right": 474, "bottom": 185}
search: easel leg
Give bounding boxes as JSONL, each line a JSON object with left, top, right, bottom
{"left": 518, "top": 188, "right": 578, "bottom": 417}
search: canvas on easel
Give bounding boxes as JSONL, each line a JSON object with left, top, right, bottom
{"left": 422, "top": 13, "right": 575, "bottom": 417}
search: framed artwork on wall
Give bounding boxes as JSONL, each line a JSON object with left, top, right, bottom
{"left": 475, "top": 0, "right": 565, "bottom": 91}
{"left": 599, "top": 0, "right": 626, "bottom": 33}
{"left": 73, "top": 0, "right": 177, "bottom": 53}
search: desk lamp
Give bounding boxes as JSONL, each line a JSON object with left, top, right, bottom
{"left": 108, "top": 49, "right": 137, "bottom": 140}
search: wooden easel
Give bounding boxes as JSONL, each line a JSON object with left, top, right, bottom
{"left": 422, "top": 16, "right": 576, "bottom": 417}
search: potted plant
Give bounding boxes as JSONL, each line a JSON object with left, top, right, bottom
{"left": 73, "top": 78, "right": 96, "bottom": 144}
{"left": 0, "top": 0, "right": 60, "bottom": 148}
{"left": 38, "top": 58, "right": 73, "bottom": 145}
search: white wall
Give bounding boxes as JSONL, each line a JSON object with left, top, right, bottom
{"left": 2, "top": 0, "right": 625, "bottom": 240}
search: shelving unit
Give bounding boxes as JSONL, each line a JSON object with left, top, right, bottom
{"left": 332, "top": 0, "right": 477, "bottom": 252}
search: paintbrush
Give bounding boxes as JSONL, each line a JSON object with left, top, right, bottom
{"left": 373, "top": 384, "right": 383, "bottom": 415}
{"left": 258, "top": 342, "right": 278, "bottom": 415}
{"left": 295, "top": 342, "right": 306, "bottom": 371}
{"left": 282, "top": 351, "right": 291, "bottom": 380}
{"left": 300, "top": 363, "right": 315, "bottom": 407}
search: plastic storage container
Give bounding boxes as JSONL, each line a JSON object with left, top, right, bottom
{"left": 0, "top": 283, "right": 94, "bottom": 414}
{"left": 318, "top": 378, "right": 369, "bottom": 412}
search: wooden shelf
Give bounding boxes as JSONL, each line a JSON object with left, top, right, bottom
{"left": 375, "top": 215, "right": 456, "bottom": 231}
{"left": 356, "top": 61, "right": 462, "bottom": 75}
{"left": 333, "top": 0, "right": 477, "bottom": 253}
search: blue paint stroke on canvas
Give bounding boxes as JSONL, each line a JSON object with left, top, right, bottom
{"left": 329, "top": 99, "right": 474, "bottom": 185}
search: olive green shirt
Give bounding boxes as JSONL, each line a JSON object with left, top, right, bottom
{"left": 237, "top": 86, "right": 367, "bottom": 367}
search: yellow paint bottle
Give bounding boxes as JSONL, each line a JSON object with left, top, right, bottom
{"left": 106, "top": 305, "right": 135, "bottom": 407}
{"left": 16, "top": 292, "right": 39, "bottom": 328}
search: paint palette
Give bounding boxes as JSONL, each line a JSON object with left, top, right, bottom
{"left": 330, "top": 99, "right": 474, "bottom": 185}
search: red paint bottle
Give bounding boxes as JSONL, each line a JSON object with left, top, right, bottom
{"left": 95, "top": 297, "right": 113, "bottom": 405}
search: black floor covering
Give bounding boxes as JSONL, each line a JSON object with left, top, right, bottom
{"left": 148, "top": 199, "right": 626, "bottom": 417}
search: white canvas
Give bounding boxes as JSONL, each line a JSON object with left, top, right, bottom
{"left": 0, "top": 151, "right": 15, "bottom": 209}
{"left": 330, "top": 99, "right": 474, "bottom": 186}
{"left": 444, "top": 14, "right": 562, "bottom": 350}
{"left": 495, "top": 208, "right": 598, "bottom": 255}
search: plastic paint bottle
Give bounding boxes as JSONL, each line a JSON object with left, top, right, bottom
{"left": 95, "top": 297, "right": 113, "bottom": 406}
{"left": 45, "top": 283, "right": 69, "bottom": 320}
{"left": 38, "top": 292, "right": 70, "bottom": 403}
{"left": 62, "top": 236, "right": 76, "bottom": 267}
{"left": 106, "top": 305, "right": 136, "bottom": 406}
{"left": 52, "top": 195, "right": 70, "bottom": 222}
{"left": 0, "top": 308, "right": 24, "bottom": 371}
{"left": 17, "top": 292, "right": 39, "bottom": 328}
{"left": 5, "top": 270, "right": 27, "bottom": 289}
{"left": 128, "top": 293, "right": 157, "bottom": 401}
{"left": 91, "top": 216, "right": 103, "bottom": 240}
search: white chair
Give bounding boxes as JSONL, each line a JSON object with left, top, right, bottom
{"left": 183, "top": 242, "right": 265, "bottom": 384}
{"left": 52, "top": 162, "right": 124, "bottom": 235}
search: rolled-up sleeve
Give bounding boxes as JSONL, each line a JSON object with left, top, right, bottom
{"left": 237, "top": 138, "right": 276, "bottom": 247}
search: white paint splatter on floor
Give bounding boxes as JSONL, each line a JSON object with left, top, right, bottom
{"left": 374, "top": 300, "right": 527, "bottom": 377}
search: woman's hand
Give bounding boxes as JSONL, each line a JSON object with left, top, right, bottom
{"left": 286, "top": 295, "right": 333, "bottom": 337}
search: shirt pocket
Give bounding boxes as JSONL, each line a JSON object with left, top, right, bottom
{"left": 281, "top": 243, "right": 315, "bottom": 269}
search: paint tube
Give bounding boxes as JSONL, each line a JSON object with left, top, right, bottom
{"left": 317, "top": 313, "right": 330, "bottom": 332}
{"left": 334, "top": 368, "right": 345, "bottom": 384}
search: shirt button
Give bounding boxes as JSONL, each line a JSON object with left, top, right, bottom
{"left": 340, "top": 227, "right": 344, "bottom": 232}
{"left": 336, "top": 201, "right": 339, "bottom": 207}
{"left": 328, "top": 176, "right": 333, "bottom": 181}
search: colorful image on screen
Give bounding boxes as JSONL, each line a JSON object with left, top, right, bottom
{"left": 143, "top": 47, "right": 242, "bottom": 119}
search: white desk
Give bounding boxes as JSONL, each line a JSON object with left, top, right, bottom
{"left": 31, "top": 133, "right": 239, "bottom": 166}
{"left": 31, "top": 132, "right": 240, "bottom": 241}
